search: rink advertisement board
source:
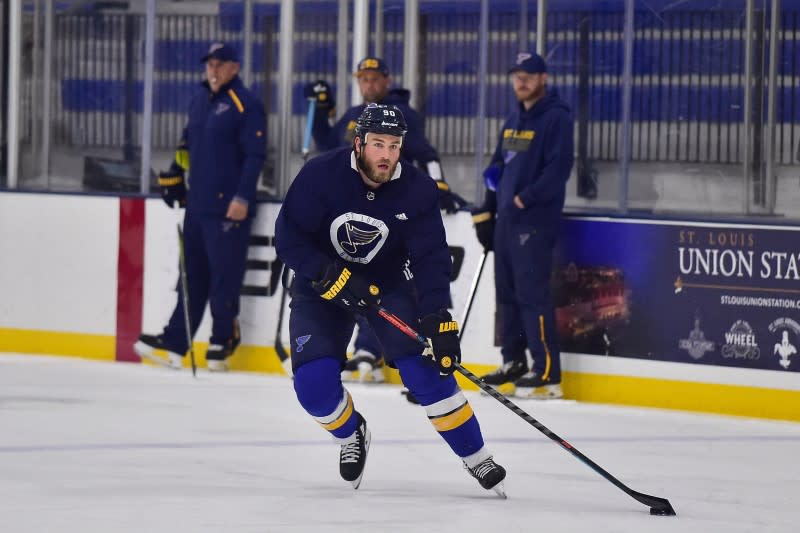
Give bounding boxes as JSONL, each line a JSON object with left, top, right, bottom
{"left": 554, "top": 217, "right": 800, "bottom": 373}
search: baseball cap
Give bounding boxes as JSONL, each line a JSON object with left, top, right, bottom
{"left": 354, "top": 57, "right": 390, "bottom": 77}
{"left": 201, "top": 42, "right": 239, "bottom": 63}
{"left": 508, "top": 52, "right": 547, "bottom": 74}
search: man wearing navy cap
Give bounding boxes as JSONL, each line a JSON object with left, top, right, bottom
{"left": 134, "top": 42, "right": 267, "bottom": 372}
{"left": 302, "top": 57, "right": 466, "bottom": 386}
{"left": 472, "top": 52, "right": 574, "bottom": 400}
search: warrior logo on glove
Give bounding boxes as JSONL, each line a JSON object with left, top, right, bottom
{"left": 312, "top": 261, "right": 381, "bottom": 312}
{"left": 420, "top": 311, "right": 461, "bottom": 376}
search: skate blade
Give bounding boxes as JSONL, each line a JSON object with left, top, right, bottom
{"left": 134, "top": 343, "right": 180, "bottom": 370}
{"left": 350, "top": 428, "right": 372, "bottom": 490}
{"left": 492, "top": 481, "right": 507, "bottom": 499}
{"left": 514, "top": 386, "right": 565, "bottom": 400}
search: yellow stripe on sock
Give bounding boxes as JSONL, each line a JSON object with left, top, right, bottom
{"left": 318, "top": 392, "right": 354, "bottom": 431}
{"left": 429, "top": 402, "right": 474, "bottom": 432}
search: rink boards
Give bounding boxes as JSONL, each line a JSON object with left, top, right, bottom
{"left": 0, "top": 191, "right": 798, "bottom": 421}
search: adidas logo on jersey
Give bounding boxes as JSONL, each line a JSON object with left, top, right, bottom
{"left": 395, "top": 213, "right": 408, "bottom": 220}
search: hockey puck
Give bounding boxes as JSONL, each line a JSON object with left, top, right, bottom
{"left": 650, "top": 507, "right": 675, "bottom": 516}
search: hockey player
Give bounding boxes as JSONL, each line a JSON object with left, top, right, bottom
{"left": 303, "top": 57, "right": 466, "bottom": 383}
{"left": 472, "top": 52, "right": 574, "bottom": 399}
{"left": 274, "top": 104, "right": 506, "bottom": 495}
{"left": 134, "top": 43, "right": 266, "bottom": 372}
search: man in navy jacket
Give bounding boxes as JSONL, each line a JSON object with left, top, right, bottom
{"left": 303, "top": 58, "right": 465, "bottom": 384}
{"left": 135, "top": 43, "right": 267, "bottom": 372}
{"left": 472, "top": 52, "right": 574, "bottom": 400}
{"left": 274, "top": 104, "right": 506, "bottom": 495}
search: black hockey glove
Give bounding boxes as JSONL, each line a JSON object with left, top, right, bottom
{"left": 420, "top": 310, "right": 461, "bottom": 376}
{"left": 472, "top": 210, "right": 495, "bottom": 251}
{"left": 303, "top": 80, "right": 335, "bottom": 111}
{"left": 434, "top": 179, "right": 468, "bottom": 214}
{"left": 312, "top": 261, "right": 381, "bottom": 312}
{"left": 158, "top": 162, "right": 186, "bottom": 208}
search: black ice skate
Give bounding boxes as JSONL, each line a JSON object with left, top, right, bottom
{"left": 479, "top": 360, "right": 527, "bottom": 395}
{"left": 339, "top": 413, "right": 371, "bottom": 489}
{"left": 133, "top": 334, "right": 183, "bottom": 370}
{"left": 464, "top": 456, "right": 507, "bottom": 498}
{"left": 206, "top": 321, "right": 241, "bottom": 372}
{"left": 514, "top": 372, "right": 563, "bottom": 400}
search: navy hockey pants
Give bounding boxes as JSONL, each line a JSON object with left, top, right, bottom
{"left": 493, "top": 214, "right": 561, "bottom": 384}
{"left": 287, "top": 286, "right": 421, "bottom": 370}
{"left": 162, "top": 210, "right": 251, "bottom": 353}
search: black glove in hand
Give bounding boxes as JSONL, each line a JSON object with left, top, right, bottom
{"left": 472, "top": 210, "right": 495, "bottom": 251}
{"left": 158, "top": 162, "right": 186, "bottom": 208}
{"left": 420, "top": 310, "right": 461, "bottom": 375}
{"left": 303, "top": 80, "right": 335, "bottom": 111}
{"left": 435, "top": 179, "right": 467, "bottom": 214}
{"left": 312, "top": 261, "right": 380, "bottom": 312}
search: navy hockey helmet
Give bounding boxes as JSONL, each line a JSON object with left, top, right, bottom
{"left": 354, "top": 103, "right": 408, "bottom": 143}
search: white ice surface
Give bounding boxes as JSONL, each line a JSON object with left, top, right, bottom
{"left": 1, "top": 354, "right": 799, "bottom": 533}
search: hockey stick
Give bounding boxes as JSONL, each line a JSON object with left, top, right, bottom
{"left": 273, "top": 264, "right": 293, "bottom": 374}
{"left": 403, "top": 251, "right": 487, "bottom": 404}
{"left": 301, "top": 98, "right": 316, "bottom": 162}
{"left": 458, "top": 251, "right": 487, "bottom": 340}
{"left": 374, "top": 305, "right": 676, "bottom": 516}
{"left": 174, "top": 204, "right": 197, "bottom": 377}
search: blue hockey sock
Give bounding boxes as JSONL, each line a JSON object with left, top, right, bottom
{"left": 293, "top": 357, "right": 359, "bottom": 441}
{"left": 395, "top": 355, "right": 485, "bottom": 457}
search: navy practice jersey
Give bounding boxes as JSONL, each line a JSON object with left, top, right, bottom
{"left": 275, "top": 147, "right": 451, "bottom": 317}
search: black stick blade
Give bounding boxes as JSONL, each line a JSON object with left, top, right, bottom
{"left": 632, "top": 491, "right": 676, "bottom": 516}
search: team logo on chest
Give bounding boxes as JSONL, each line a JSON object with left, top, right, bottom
{"left": 330, "top": 212, "right": 389, "bottom": 264}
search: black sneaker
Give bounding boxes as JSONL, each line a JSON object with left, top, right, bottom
{"left": 206, "top": 320, "right": 241, "bottom": 372}
{"left": 133, "top": 334, "right": 183, "bottom": 369}
{"left": 480, "top": 360, "right": 527, "bottom": 386}
{"left": 339, "top": 413, "right": 371, "bottom": 489}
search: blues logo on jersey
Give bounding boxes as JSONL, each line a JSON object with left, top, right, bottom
{"left": 330, "top": 212, "right": 389, "bottom": 264}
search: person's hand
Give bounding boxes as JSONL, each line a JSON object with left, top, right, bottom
{"left": 434, "top": 178, "right": 468, "bottom": 214}
{"left": 471, "top": 209, "right": 495, "bottom": 251}
{"left": 311, "top": 261, "right": 381, "bottom": 312}
{"left": 420, "top": 310, "right": 461, "bottom": 376}
{"left": 158, "top": 163, "right": 186, "bottom": 208}
{"left": 226, "top": 198, "right": 248, "bottom": 221}
{"left": 303, "top": 80, "right": 335, "bottom": 111}
{"left": 482, "top": 164, "right": 502, "bottom": 191}
{"left": 513, "top": 195, "right": 525, "bottom": 209}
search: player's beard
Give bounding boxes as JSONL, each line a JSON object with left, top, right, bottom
{"left": 357, "top": 150, "right": 396, "bottom": 187}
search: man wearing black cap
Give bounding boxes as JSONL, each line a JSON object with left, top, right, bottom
{"left": 472, "top": 52, "right": 574, "bottom": 400}
{"left": 303, "top": 58, "right": 466, "bottom": 385}
{"left": 134, "top": 42, "right": 267, "bottom": 373}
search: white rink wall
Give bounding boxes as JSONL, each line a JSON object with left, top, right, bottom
{"left": 0, "top": 192, "right": 118, "bottom": 336}
{"left": 1, "top": 191, "right": 798, "bottom": 422}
